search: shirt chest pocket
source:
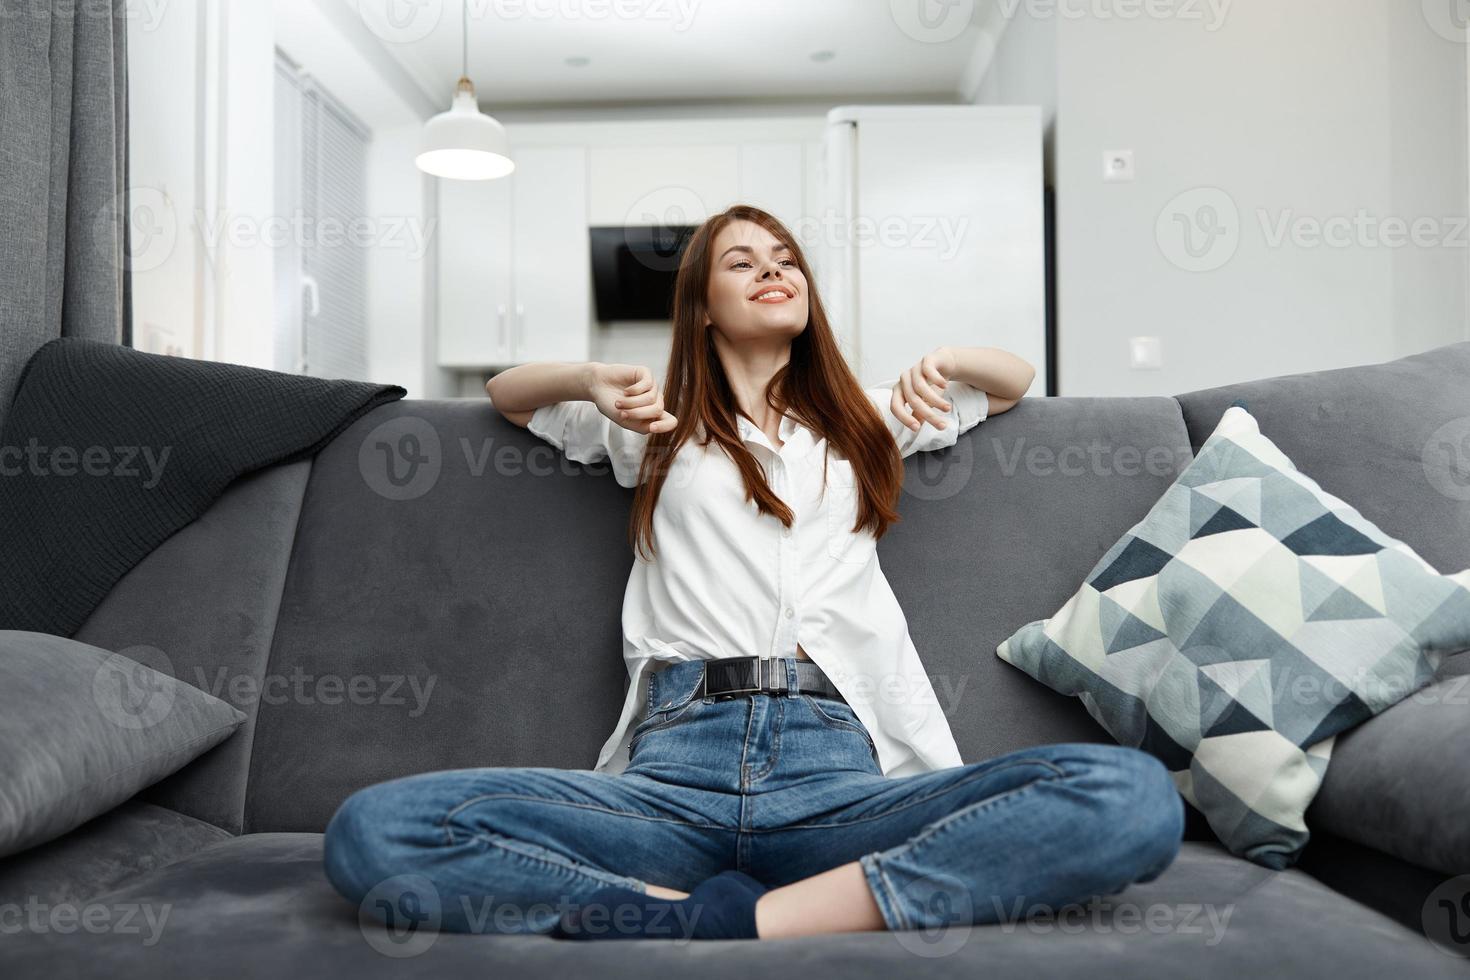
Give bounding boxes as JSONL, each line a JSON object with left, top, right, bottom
{"left": 825, "top": 458, "right": 876, "bottom": 565}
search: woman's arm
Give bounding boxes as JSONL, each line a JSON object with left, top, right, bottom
{"left": 937, "top": 346, "right": 1036, "bottom": 416}
{"left": 486, "top": 361, "right": 677, "bottom": 435}
{"left": 484, "top": 362, "right": 601, "bottom": 428}
{"left": 485, "top": 362, "right": 675, "bottom": 489}
{"left": 875, "top": 346, "right": 1035, "bottom": 453}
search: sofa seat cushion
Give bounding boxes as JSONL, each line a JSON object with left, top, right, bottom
{"left": 0, "top": 800, "right": 229, "bottom": 908}
{"left": 3, "top": 834, "right": 1459, "bottom": 979}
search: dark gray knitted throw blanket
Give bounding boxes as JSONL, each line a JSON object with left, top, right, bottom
{"left": 0, "top": 339, "right": 404, "bottom": 636}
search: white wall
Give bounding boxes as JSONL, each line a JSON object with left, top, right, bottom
{"left": 125, "top": 2, "right": 200, "bottom": 359}
{"left": 972, "top": 10, "right": 1056, "bottom": 186}
{"left": 977, "top": 0, "right": 1469, "bottom": 396}
{"left": 365, "top": 126, "right": 452, "bottom": 397}
{"left": 212, "top": 0, "right": 277, "bottom": 370}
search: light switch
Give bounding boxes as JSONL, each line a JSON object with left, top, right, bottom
{"left": 1130, "top": 336, "right": 1163, "bottom": 369}
{"left": 1104, "top": 150, "right": 1135, "bottom": 182}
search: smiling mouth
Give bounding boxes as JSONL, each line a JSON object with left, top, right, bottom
{"left": 751, "top": 288, "right": 794, "bottom": 303}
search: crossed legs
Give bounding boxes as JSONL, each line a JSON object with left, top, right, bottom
{"left": 323, "top": 742, "right": 1183, "bottom": 938}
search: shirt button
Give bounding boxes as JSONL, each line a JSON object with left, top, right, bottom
{"left": 784, "top": 607, "right": 794, "bottom": 619}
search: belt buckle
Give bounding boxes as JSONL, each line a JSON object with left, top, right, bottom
{"left": 703, "top": 656, "right": 766, "bottom": 700}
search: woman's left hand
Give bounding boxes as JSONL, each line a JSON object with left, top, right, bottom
{"left": 891, "top": 346, "right": 958, "bottom": 432}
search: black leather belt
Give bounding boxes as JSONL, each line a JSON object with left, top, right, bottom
{"left": 700, "top": 656, "right": 846, "bottom": 704}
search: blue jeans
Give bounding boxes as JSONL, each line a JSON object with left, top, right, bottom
{"left": 323, "top": 658, "right": 1184, "bottom": 935}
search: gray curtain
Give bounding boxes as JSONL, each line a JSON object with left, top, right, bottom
{"left": 0, "top": 0, "right": 130, "bottom": 428}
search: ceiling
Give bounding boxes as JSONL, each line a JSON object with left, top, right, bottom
{"left": 345, "top": 0, "right": 1000, "bottom": 111}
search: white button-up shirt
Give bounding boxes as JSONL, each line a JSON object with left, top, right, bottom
{"left": 528, "top": 378, "right": 989, "bottom": 778}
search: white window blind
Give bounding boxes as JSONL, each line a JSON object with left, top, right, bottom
{"left": 273, "top": 53, "right": 370, "bottom": 380}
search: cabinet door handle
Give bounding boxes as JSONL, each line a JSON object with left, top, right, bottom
{"left": 514, "top": 303, "right": 525, "bottom": 359}
{"left": 497, "top": 304, "right": 508, "bottom": 353}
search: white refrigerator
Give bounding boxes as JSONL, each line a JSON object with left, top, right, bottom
{"left": 819, "top": 105, "right": 1049, "bottom": 394}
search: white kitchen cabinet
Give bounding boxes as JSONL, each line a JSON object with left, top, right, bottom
{"left": 737, "top": 142, "right": 805, "bottom": 233}
{"left": 588, "top": 143, "right": 740, "bottom": 226}
{"left": 436, "top": 118, "right": 834, "bottom": 371}
{"left": 511, "top": 144, "right": 591, "bottom": 364}
{"left": 437, "top": 144, "right": 591, "bottom": 368}
{"left": 437, "top": 173, "right": 513, "bottom": 368}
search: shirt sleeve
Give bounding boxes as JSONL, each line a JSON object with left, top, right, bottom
{"left": 864, "top": 378, "right": 989, "bottom": 459}
{"left": 526, "top": 400, "right": 648, "bottom": 488}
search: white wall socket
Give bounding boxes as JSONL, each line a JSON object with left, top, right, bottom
{"left": 1103, "top": 150, "right": 1136, "bottom": 182}
{"left": 1129, "top": 336, "right": 1163, "bottom": 369}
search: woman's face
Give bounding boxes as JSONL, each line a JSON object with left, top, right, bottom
{"left": 702, "top": 219, "right": 809, "bottom": 345}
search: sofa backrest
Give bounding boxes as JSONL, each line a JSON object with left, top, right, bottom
{"left": 74, "top": 341, "right": 1470, "bottom": 838}
{"left": 251, "top": 395, "right": 1201, "bottom": 833}
{"left": 1174, "top": 341, "right": 1470, "bottom": 580}
{"left": 73, "top": 461, "right": 311, "bottom": 835}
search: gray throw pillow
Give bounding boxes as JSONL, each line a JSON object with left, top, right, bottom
{"left": 0, "top": 631, "right": 246, "bottom": 859}
{"left": 1305, "top": 659, "right": 1470, "bottom": 876}
{"left": 996, "top": 404, "right": 1470, "bottom": 870}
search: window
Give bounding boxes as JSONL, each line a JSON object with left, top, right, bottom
{"left": 273, "top": 53, "right": 370, "bottom": 380}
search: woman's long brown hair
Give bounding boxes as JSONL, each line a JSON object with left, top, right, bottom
{"left": 629, "top": 204, "right": 904, "bottom": 562}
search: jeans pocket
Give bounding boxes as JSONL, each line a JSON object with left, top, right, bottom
{"left": 801, "top": 694, "right": 879, "bottom": 761}
{"left": 825, "top": 458, "right": 876, "bottom": 565}
{"left": 629, "top": 694, "right": 704, "bottom": 754}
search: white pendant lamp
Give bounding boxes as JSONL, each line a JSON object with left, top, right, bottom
{"left": 416, "top": 2, "right": 514, "bottom": 181}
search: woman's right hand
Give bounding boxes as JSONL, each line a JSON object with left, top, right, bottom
{"left": 588, "top": 363, "right": 678, "bottom": 435}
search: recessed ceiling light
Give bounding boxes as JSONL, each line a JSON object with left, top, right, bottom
{"left": 565, "top": 56, "right": 591, "bottom": 68}
{"left": 810, "top": 50, "right": 836, "bottom": 63}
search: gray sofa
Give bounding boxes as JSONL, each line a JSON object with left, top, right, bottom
{"left": 4, "top": 342, "right": 1469, "bottom": 977}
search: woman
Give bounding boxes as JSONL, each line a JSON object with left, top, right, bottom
{"left": 322, "top": 205, "right": 1183, "bottom": 942}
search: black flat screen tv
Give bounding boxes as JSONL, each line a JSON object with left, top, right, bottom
{"left": 589, "top": 225, "right": 697, "bottom": 322}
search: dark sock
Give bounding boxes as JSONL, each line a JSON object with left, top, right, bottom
{"left": 550, "top": 870, "right": 768, "bottom": 941}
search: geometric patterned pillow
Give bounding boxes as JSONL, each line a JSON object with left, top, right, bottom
{"left": 997, "top": 403, "right": 1470, "bottom": 870}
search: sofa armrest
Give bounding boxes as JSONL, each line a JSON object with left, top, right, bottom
{"left": 1306, "top": 654, "right": 1470, "bottom": 875}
